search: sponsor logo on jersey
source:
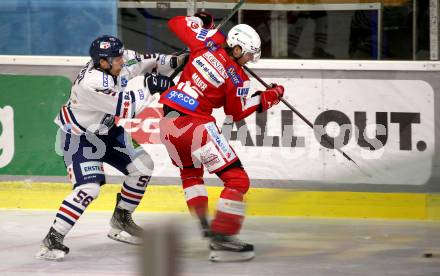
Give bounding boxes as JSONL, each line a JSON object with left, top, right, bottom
{"left": 99, "top": 41, "right": 111, "bottom": 49}
{"left": 190, "top": 22, "right": 199, "bottom": 29}
{"left": 160, "top": 54, "right": 166, "bottom": 65}
{"left": 237, "top": 87, "right": 249, "bottom": 97}
{"left": 205, "top": 39, "right": 219, "bottom": 52}
{"left": 121, "top": 76, "right": 128, "bottom": 87}
{"left": 201, "top": 151, "right": 221, "bottom": 167}
{"left": 196, "top": 28, "right": 209, "bottom": 41}
{"left": 205, "top": 122, "right": 236, "bottom": 161}
{"left": 126, "top": 59, "right": 138, "bottom": 67}
{"left": 192, "top": 73, "right": 208, "bottom": 91}
{"left": 218, "top": 53, "right": 227, "bottom": 62}
{"left": 138, "top": 89, "right": 145, "bottom": 100}
{"left": 118, "top": 91, "right": 132, "bottom": 118}
{"left": 80, "top": 161, "right": 104, "bottom": 176}
{"left": 200, "top": 142, "right": 225, "bottom": 171}
{"left": 103, "top": 73, "right": 108, "bottom": 87}
{"left": 226, "top": 66, "right": 242, "bottom": 87}
{"left": 192, "top": 57, "right": 224, "bottom": 88}
{"left": 202, "top": 52, "right": 228, "bottom": 79}
{"left": 193, "top": 141, "right": 226, "bottom": 172}
{"left": 236, "top": 80, "right": 250, "bottom": 97}
{"left": 166, "top": 90, "right": 199, "bottom": 111}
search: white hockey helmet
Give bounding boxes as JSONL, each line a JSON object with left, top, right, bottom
{"left": 227, "top": 24, "right": 261, "bottom": 63}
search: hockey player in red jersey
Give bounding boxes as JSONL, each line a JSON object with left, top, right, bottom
{"left": 159, "top": 13, "right": 284, "bottom": 262}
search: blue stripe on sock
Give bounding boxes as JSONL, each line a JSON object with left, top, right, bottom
{"left": 121, "top": 196, "right": 139, "bottom": 205}
{"left": 123, "top": 182, "right": 145, "bottom": 195}
{"left": 62, "top": 200, "right": 84, "bottom": 214}
{"left": 56, "top": 213, "right": 75, "bottom": 226}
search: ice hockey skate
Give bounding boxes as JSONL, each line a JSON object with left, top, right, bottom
{"left": 35, "top": 227, "right": 69, "bottom": 261}
{"left": 209, "top": 234, "right": 255, "bottom": 262}
{"left": 107, "top": 193, "right": 143, "bottom": 245}
{"left": 199, "top": 217, "right": 211, "bottom": 238}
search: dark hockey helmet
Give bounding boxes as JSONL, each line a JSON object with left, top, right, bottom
{"left": 89, "top": 35, "right": 124, "bottom": 66}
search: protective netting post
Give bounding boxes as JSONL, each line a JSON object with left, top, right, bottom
{"left": 141, "top": 220, "right": 179, "bottom": 276}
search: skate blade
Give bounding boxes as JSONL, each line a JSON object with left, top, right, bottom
{"left": 107, "top": 228, "right": 142, "bottom": 245}
{"left": 209, "top": 250, "right": 255, "bottom": 262}
{"left": 35, "top": 246, "right": 65, "bottom": 261}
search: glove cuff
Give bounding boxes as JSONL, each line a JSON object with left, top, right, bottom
{"left": 194, "top": 12, "right": 214, "bottom": 29}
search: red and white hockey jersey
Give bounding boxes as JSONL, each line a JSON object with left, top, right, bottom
{"left": 159, "top": 16, "right": 261, "bottom": 122}
{"left": 55, "top": 50, "right": 176, "bottom": 134}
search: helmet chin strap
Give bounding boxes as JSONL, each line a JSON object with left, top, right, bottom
{"left": 95, "top": 57, "right": 112, "bottom": 70}
{"left": 95, "top": 57, "right": 118, "bottom": 82}
{"left": 104, "top": 57, "right": 119, "bottom": 78}
{"left": 106, "top": 57, "right": 114, "bottom": 71}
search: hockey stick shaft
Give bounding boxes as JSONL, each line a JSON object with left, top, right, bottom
{"left": 243, "top": 65, "right": 371, "bottom": 177}
{"left": 169, "top": 0, "right": 246, "bottom": 80}
{"left": 216, "top": 0, "right": 245, "bottom": 30}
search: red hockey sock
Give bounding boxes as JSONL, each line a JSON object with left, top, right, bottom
{"left": 180, "top": 167, "right": 208, "bottom": 219}
{"left": 211, "top": 188, "right": 245, "bottom": 235}
{"left": 211, "top": 167, "right": 250, "bottom": 235}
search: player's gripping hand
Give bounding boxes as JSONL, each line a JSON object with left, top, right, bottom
{"left": 256, "top": 84, "right": 284, "bottom": 113}
{"left": 170, "top": 51, "right": 189, "bottom": 69}
{"left": 177, "top": 52, "right": 189, "bottom": 68}
{"left": 144, "top": 73, "right": 175, "bottom": 95}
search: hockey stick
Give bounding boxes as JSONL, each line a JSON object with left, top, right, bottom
{"left": 243, "top": 65, "right": 372, "bottom": 178}
{"left": 215, "top": 0, "right": 245, "bottom": 30}
{"left": 169, "top": 0, "right": 246, "bottom": 80}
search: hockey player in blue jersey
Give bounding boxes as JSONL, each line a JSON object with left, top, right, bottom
{"left": 35, "top": 35, "right": 185, "bottom": 261}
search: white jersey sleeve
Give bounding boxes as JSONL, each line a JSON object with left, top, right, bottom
{"left": 155, "top": 53, "right": 179, "bottom": 76}
{"left": 55, "top": 61, "right": 137, "bottom": 134}
{"left": 122, "top": 50, "right": 178, "bottom": 77}
{"left": 55, "top": 53, "right": 170, "bottom": 135}
{"left": 73, "top": 68, "right": 135, "bottom": 119}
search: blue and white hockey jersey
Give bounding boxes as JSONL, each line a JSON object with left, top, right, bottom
{"left": 55, "top": 50, "right": 176, "bottom": 134}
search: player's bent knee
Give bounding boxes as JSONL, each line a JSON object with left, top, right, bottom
{"left": 218, "top": 166, "right": 250, "bottom": 194}
{"left": 127, "top": 151, "right": 154, "bottom": 176}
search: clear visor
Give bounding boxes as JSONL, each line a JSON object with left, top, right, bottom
{"left": 243, "top": 49, "right": 261, "bottom": 63}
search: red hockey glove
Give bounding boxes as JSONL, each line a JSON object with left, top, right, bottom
{"left": 194, "top": 12, "right": 214, "bottom": 29}
{"left": 258, "top": 85, "right": 284, "bottom": 113}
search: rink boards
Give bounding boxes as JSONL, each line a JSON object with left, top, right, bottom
{"left": 1, "top": 182, "right": 439, "bottom": 220}
{"left": 0, "top": 57, "right": 439, "bottom": 220}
